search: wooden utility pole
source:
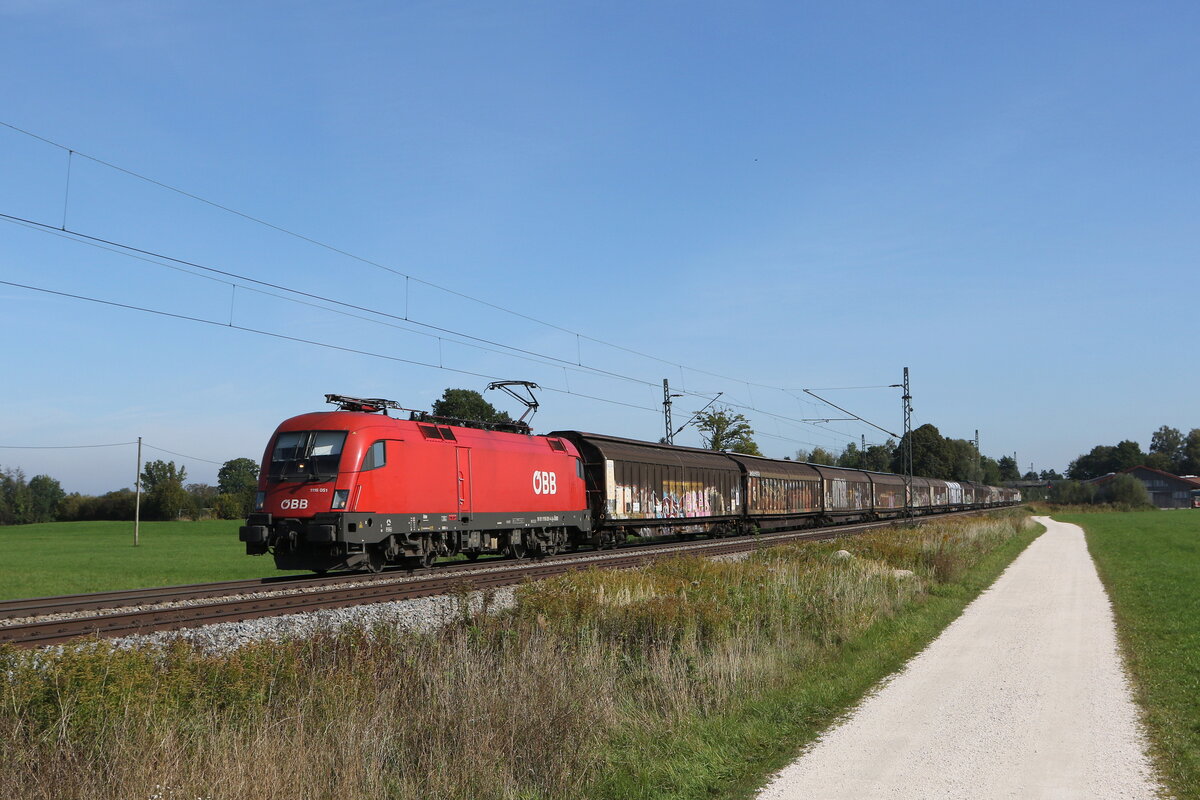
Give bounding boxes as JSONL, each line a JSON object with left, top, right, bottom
{"left": 134, "top": 436, "right": 142, "bottom": 547}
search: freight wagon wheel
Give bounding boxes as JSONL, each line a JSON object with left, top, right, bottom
{"left": 464, "top": 551, "right": 480, "bottom": 561}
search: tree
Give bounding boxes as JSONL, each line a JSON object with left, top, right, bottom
{"left": 431, "top": 389, "right": 512, "bottom": 425}
{"left": 1022, "top": 470, "right": 1038, "bottom": 480}
{"left": 1049, "top": 480, "right": 1096, "bottom": 505}
{"left": 28, "top": 475, "right": 65, "bottom": 523}
{"left": 1149, "top": 426, "right": 1185, "bottom": 473}
{"left": 1068, "top": 445, "right": 1112, "bottom": 480}
{"left": 0, "top": 467, "right": 32, "bottom": 525}
{"left": 187, "top": 483, "right": 219, "bottom": 506}
{"left": 1112, "top": 440, "right": 1146, "bottom": 472}
{"left": 218, "top": 458, "right": 259, "bottom": 495}
{"left": 1184, "top": 429, "right": 1200, "bottom": 475}
{"left": 892, "top": 424, "right": 951, "bottom": 479}
{"left": 1039, "top": 469, "right": 1064, "bottom": 480}
{"left": 979, "top": 456, "right": 1002, "bottom": 486}
{"left": 695, "top": 406, "right": 761, "bottom": 454}
{"left": 944, "top": 438, "right": 983, "bottom": 482}
{"left": 217, "top": 457, "right": 260, "bottom": 518}
{"left": 861, "top": 440, "right": 896, "bottom": 473}
{"left": 807, "top": 446, "right": 836, "bottom": 465}
{"left": 997, "top": 455, "right": 1020, "bottom": 482}
{"left": 1094, "top": 474, "right": 1152, "bottom": 507}
{"left": 836, "top": 443, "right": 862, "bottom": 469}
{"left": 140, "top": 460, "right": 191, "bottom": 520}
{"left": 141, "top": 460, "right": 187, "bottom": 493}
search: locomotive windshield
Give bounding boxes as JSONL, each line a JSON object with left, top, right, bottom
{"left": 268, "top": 430, "right": 347, "bottom": 482}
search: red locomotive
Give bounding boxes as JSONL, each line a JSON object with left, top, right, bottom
{"left": 240, "top": 392, "right": 1022, "bottom": 573}
{"left": 239, "top": 395, "right": 591, "bottom": 572}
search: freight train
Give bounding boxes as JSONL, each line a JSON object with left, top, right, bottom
{"left": 239, "top": 394, "right": 1022, "bottom": 573}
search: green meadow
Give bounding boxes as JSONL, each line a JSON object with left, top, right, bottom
{"left": 1059, "top": 510, "right": 1200, "bottom": 799}
{"left": 0, "top": 520, "right": 302, "bottom": 600}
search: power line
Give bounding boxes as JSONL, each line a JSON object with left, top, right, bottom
{"left": 0, "top": 277, "right": 875, "bottom": 455}
{"left": 0, "top": 213, "right": 867, "bottom": 441}
{"left": 0, "top": 212, "right": 675, "bottom": 395}
{"left": 0, "top": 119, "right": 829, "bottom": 397}
{"left": 142, "top": 443, "right": 223, "bottom": 466}
{"left": 0, "top": 278, "right": 664, "bottom": 415}
{"left": 0, "top": 122, "right": 901, "bottom": 447}
{"left": 0, "top": 441, "right": 136, "bottom": 449}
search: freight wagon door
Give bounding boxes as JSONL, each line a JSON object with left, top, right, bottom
{"left": 455, "top": 447, "right": 472, "bottom": 521}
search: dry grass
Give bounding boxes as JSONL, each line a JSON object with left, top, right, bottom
{"left": 0, "top": 512, "right": 1032, "bottom": 800}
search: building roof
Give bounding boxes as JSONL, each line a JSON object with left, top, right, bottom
{"left": 1087, "top": 465, "right": 1200, "bottom": 488}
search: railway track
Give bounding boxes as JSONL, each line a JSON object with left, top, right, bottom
{"left": 0, "top": 510, "right": 993, "bottom": 649}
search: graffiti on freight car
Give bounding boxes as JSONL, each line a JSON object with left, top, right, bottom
{"left": 607, "top": 480, "right": 740, "bottom": 520}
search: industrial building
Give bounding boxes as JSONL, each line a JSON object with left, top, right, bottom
{"left": 1089, "top": 466, "right": 1200, "bottom": 509}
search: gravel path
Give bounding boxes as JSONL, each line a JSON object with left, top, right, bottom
{"left": 757, "top": 516, "right": 1162, "bottom": 800}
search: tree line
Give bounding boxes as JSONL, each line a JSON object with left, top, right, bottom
{"left": 1066, "top": 425, "right": 1200, "bottom": 480}
{"left": 682, "top": 403, "right": 1020, "bottom": 484}
{"left": 0, "top": 457, "right": 260, "bottom": 525}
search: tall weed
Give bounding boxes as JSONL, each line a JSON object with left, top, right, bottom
{"left": 0, "top": 512, "right": 1030, "bottom": 800}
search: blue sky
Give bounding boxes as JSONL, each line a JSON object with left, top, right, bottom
{"left": 1, "top": 1, "right": 1197, "bottom": 493}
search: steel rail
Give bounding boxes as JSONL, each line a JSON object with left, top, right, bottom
{"left": 0, "top": 509, "right": 998, "bottom": 648}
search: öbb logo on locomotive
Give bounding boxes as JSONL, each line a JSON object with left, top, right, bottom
{"left": 533, "top": 470, "right": 557, "bottom": 495}
{"left": 237, "top": 392, "right": 1021, "bottom": 574}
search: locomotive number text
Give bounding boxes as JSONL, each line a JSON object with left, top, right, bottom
{"left": 532, "top": 471, "right": 557, "bottom": 495}
{"left": 280, "top": 498, "right": 309, "bottom": 510}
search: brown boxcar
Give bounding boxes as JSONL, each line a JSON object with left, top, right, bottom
{"left": 812, "top": 465, "right": 873, "bottom": 516}
{"left": 868, "top": 471, "right": 906, "bottom": 512}
{"left": 910, "top": 476, "right": 933, "bottom": 510}
{"left": 555, "top": 432, "right": 743, "bottom": 536}
{"left": 726, "top": 454, "right": 822, "bottom": 529}
{"left": 929, "top": 479, "right": 951, "bottom": 508}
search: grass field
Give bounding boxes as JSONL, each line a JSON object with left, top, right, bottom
{"left": 1058, "top": 510, "right": 1200, "bottom": 800}
{"left": 0, "top": 520, "right": 304, "bottom": 600}
{"left": 0, "top": 512, "right": 1041, "bottom": 800}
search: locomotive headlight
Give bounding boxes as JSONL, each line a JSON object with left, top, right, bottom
{"left": 332, "top": 489, "right": 349, "bottom": 510}
{"left": 254, "top": 491, "right": 265, "bottom": 511}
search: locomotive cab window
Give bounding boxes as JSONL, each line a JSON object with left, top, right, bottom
{"left": 269, "top": 430, "right": 348, "bottom": 482}
{"left": 361, "top": 440, "right": 387, "bottom": 471}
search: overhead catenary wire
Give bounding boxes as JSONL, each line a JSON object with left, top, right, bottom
{"left": 0, "top": 278, "right": 664, "bottom": 415}
{"left": 0, "top": 212, "right": 696, "bottom": 399}
{"left": 0, "top": 213, "right": 864, "bottom": 443}
{"left": 0, "top": 123, "right": 899, "bottom": 452}
{"left": 0, "top": 278, "right": 846, "bottom": 452}
{"left": 0, "top": 119, "right": 832, "bottom": 396}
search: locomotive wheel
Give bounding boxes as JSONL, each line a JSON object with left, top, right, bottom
{"left": 421, "top": 550, "right": 437, "bottom": 569}
{"left": 365, "top": 549, "right": 386, "bottom": 574}
{"left": 509, "top": 541, "right": 527, "bottom": 560}
{"left": 464, "top": 551, "right": 480, "bottom": 561}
